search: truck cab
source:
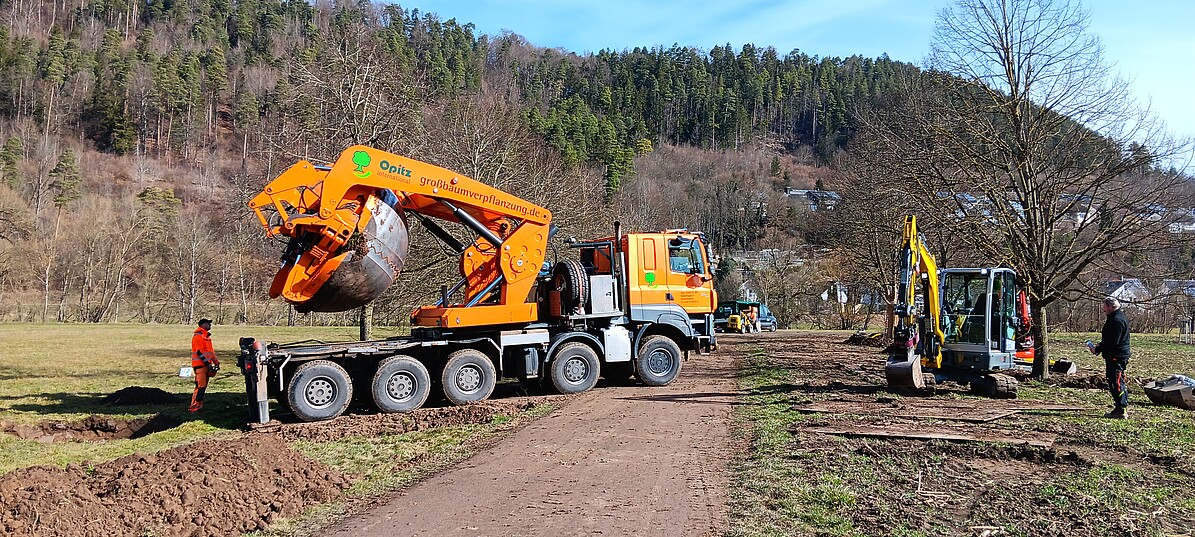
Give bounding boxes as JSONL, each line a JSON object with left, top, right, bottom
{"left": 556, "top": 229, "right": 717, "bottom": 353}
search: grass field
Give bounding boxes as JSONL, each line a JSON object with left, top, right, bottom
{"left": 0, "top": 322, "right": 414, "bottom": 474}
{"left": 4, "top": 323, "right": 1193, "bottom": 536}
{"left": 1, "top": 322, "right": 560, "bottom": 536}
{"left": 728, "top": 331, "right": 1195, "bottom": 537}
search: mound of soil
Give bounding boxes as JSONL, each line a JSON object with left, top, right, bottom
{"left": 279, "top": 399, "right": 552, "bottom": 443}
{"left": 1048, "top": 372, "right": 1107, "bottom": 389}
{"left": 843, "top": 332, "right": 889, "bottom": 348}
{"left": 100, "top": 386, "right": 180, "bottom": 405}
{"left": 0, "top": 434, "right": 349, "bottom": 537}
{"left": 2, "top": 414, "right": 181, "bottom": 443}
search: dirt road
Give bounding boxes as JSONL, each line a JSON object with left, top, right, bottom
{"left": 327, "top": 349, "right": 740, "bottom": 537}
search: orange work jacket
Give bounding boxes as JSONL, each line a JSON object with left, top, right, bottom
{"left": 191, "top": 327, "right": 217, "bottom": 367}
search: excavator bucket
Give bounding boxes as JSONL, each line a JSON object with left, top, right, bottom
{"left": 292, "top": 194, "right": 410, "bottom": 313}
{"left": 885, "top": 356, "right": 926, "bottom": 390}
{"left": 1049, "top": 359, "right": 1078, "bottom": 375}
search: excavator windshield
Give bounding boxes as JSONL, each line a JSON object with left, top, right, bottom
{"left": 942, "top": 269, "right": 1018, "bottom": 347}
{"left": 943, "top": 272, "right": 989, "bottom": 345}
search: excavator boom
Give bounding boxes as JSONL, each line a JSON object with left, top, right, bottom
{"left": 885, "top": 215, "right": 947, "bottom": 389}
{"left": 249, "top": 146, "right": 552, "bottom": 327}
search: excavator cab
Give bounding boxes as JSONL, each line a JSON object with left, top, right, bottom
{"left": 939, "top": 268, "right": 1021, "bottom": 373}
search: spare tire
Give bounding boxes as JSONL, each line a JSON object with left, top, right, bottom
{"left": 551, "top": 259, "right": 589, "bottom": 315}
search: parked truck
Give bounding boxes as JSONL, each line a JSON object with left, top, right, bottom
{"left": 237, "top": 146, "right": 717, "bottom": 422}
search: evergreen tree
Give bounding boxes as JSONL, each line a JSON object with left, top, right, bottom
{"left": 48, "top": 149, "right": 81, "bottom": 208}
{"left": 0, "top": 137, "right": 22, "bottom": 188}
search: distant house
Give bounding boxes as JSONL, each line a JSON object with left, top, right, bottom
{"left": 784, "top": 188, "right": 841, "bottom": 211}
{"left": 1137, "top": 203, "right": 1169, "bottom": 222}
{"left": 1160, "top": 280, "right": 1195, "bottom": 299}
{"left": 934, "top": 192, "right": 1000, "bottom": 222}
{"left": 730, "top": 249, "right": 805, "bottom": 269}
{"left": 1167, "top": 208, "right": 1195, "bottom": 234}
{"left": 1170, "top": 222, "right": 1195, "bottom": 234}
{"left": 1058, "top": 194, "right": 1094, "bottom": 227}
{"left": 1105, "top": 277, "right": 1151, "bottom": 305}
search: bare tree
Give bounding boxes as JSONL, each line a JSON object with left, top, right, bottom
{"left": 851, "top": 0, "right": 1193, "bottom": 377}
{"left": 269, "top": 8, "right": 420, "bottom": 163}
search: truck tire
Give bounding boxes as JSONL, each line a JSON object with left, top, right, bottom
{"left": 636, "top": 335, "right": 682, "bottom": 386}
{"left": 441, "top": 349, "right": 497, "bottom": 405}
{"left": 550, "top": 342, "right": 601, "bottom": 394}
{"left": 287, "top": 360, "right": 353, "bottom": 422}
{"left": 552, "top": 259, "right": 588, "bottom": 314}
{"left": 371, "top": 355, "right": 431, "bottom": 413}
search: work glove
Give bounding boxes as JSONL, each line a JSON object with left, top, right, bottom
{"left": 208, "top": 360, "right": 220, "bottom": 375}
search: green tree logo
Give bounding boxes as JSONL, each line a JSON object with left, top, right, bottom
{"left": 352, "top": 150, "right": 372, "bottom": 178}
{"left": 644, "top": 272, "right": 658, "bottom": 288}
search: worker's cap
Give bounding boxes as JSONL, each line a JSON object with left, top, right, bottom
{"left": 198, "top": 318, "right": 213, "bottom": 326}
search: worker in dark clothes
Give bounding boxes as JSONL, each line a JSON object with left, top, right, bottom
{"left": 1090, "top": 297, "right": 1131, "bottom": 419}
{"left": 190, "top": 319, "right": 220, "bottom": 412}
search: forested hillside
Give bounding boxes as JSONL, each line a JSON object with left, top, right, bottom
{"left": 0, "top": 0, "right": 915, "bottom": 325}
{"left": 4, "top": 0, "right": 1185, "bottom": 335}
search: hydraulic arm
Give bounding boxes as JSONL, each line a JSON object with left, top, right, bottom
{"left": 885, "top": 215, "right": 947, "bottom": 388}
{"left": 249, "top": 145, "right": 552, "bottom": 327}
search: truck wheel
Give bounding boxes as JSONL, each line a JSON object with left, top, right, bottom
{"left": 441, "top": 349, "right": 497, "bottom": 405}
{"left": 550, "top": 342, "right": 601, "bottom": 394}
{"left": 603, "top": 361, "right": 635, "bottom": 383}
{"left": 552, "top": 259, "right": 588, "bottom": 314}
{"left": 636, "top": 335, "right": 682, "bottom": 386}
{"left": 287, "top": 360, "right": 353, "bottom": 422}
{"left": 372, "top": 355, "right": 431, "bottom": 413}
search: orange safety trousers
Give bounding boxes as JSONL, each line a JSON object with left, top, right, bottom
{"left": 190, "top": 366, "right": 209, "bottom": 408}
{"left": 190, "top": 326, "right": 215, "bottom": 410}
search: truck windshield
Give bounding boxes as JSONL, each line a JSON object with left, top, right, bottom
{"left": 668, "top": 239, "right": 706, "bottom": 274}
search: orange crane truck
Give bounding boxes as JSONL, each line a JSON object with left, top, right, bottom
{"left": 237, "top": 146, "right": 718, "bottom": 422}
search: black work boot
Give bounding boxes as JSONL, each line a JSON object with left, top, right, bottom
{"left": 1103, "top": 407, "right": 1126, "bottom": 419}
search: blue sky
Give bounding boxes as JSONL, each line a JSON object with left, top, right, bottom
{"left": 404, "top": 1, "right": 1194, "bottom": 145}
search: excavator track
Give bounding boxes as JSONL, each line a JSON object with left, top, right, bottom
{"left": 973, "top": 373, "right": 1018, "bottom": 399}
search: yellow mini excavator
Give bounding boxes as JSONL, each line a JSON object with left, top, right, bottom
{"left": 884, "top": 216, "right": 1071, "bottom": 397}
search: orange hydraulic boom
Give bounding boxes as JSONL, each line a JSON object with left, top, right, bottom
{"left": 249, "top": 145, "right": 552, "bottom": 328}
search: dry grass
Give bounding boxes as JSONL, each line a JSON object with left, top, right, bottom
{"left": 0, "top": 323, "right": 390, "bottom": 472}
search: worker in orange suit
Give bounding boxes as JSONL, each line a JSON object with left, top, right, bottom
{"left": 189, "top": 318, "right": 220, "bottom": 412}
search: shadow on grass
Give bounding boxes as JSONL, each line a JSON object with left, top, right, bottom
{"left": 749, "top": 382, "right": 888, "bottom": 397}
{"left": 614, "top": 391, "right": 746, "bottom": 405}
{"left": 2, "top": 392, "right": 255, "bottom": 431}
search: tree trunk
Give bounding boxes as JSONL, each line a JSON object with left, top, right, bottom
{"left": 237, "top": 250, "right": 249, "bottom": 324}
{"left": 1031, "top": 299, "right": 1050, "bottom": 380}
{"left": 359, "top": 303, "right": 373, "bottom": 341}
{"left": 41, "top": 211, "right": 60, "bottom": 322}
